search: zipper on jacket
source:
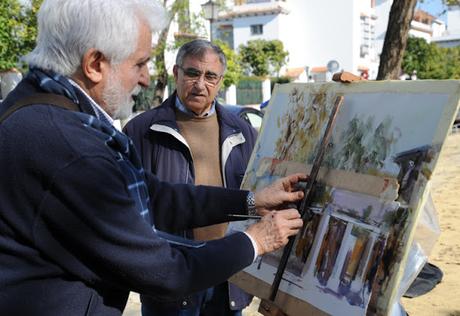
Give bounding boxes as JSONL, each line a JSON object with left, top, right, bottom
{"left": 221, "top": 132, "right": 246, "bottom": 187}
{"left": 150, "top": 123, "right": 194, "bottom": 183}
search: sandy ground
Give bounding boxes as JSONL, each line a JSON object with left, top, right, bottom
{"left": 123, "top": 132, "right": 460, "bottom": 316}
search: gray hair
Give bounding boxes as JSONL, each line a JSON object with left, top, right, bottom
{"left": 176, "top": 39, "right": 227, "bottom": 72}
{"left": 24, "top": 0, "right": 167, "bottom": 76}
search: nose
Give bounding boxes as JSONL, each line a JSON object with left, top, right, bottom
{"left": 139, "top": 64, "right": 150, "bottom": 88}
{"left": 193, "top": 75, "right": 206, "bottom": 89}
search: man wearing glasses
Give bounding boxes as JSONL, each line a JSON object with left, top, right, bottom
{"left": 124, "top": 39, "right": 257, "bottom": 316}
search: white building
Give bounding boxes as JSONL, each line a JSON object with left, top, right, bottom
{"left": 158, "top": 0, "right": 450, "bottom": 103}
{"left": 375, "top": 1, "right": 445, "bottom": 50}
{"left": 214, "top": 0, "right": 380, "bottom": 79}
{"left": 209, "top": 0, "right": 446, "bottom": 81}
{"left": 432, "top": 4, "right": 460, "bottom": 48}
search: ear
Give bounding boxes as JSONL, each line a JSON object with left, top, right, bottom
{"left": 217, "top": 77, "right": 224, "bottom": 90}
{"left": 81, "top": 48, "right": 109, "bottom": 84}
{"left": 173, "top": 64, "right": 179, "bottom": 81}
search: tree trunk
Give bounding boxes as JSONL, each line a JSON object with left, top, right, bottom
{"left": 376, "top": 0, "right": 417, "bottom": 80}
{"left": 151, "top": 0, "right": 189, "bottom": 108}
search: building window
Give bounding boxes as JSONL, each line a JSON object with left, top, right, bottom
{"left": 360, "top": 14, "right": 375, "bottom": 58}
{"left": 250, "top": 24, "right": 263, "bottom": 35}
{"left": 217, "top": 25, "right": 234, "bottom": 49}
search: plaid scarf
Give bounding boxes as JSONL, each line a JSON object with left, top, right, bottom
{"left": 29, "top": 68, "right": 204, "bottom": 248}
{"left": 29, "top": 67, "right": 150, "bottom": 220}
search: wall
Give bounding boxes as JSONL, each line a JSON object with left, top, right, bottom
{"left": 233, "top": 14, "right": 281, "bottom": 50}
{"left": 283, "top": 0, "right": 359, "bottom": 73}
{"left": 447, "top": 5, "right": 460, "bottom": 33}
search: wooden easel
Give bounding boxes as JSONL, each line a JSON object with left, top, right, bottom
{"left": 258, "top": 95, "right": 345, "bottom": 316}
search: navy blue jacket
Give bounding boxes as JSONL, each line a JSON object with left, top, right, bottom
{"left": 0, "top": 77, "right": 255, "bottom": 315}
{"left": 124, "top": 93, "right": 257, "bottom": 310}
{"left": 124, "top": 93, "right": 257, "bottom": 204}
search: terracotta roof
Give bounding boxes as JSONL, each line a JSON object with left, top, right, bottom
{"left": 310, "top": 66, "right": 327, "bottom": 73}
{"left": 284, "top": 67, "right": 305, "bottom": 78}
{"left": 173, "top": 32, "right": 200, "bottom": 40}
{"left": 414, "top": 9, "right": 436, "bottom": 24}
{"left": 218, "top": 4, "right": 288, "bottom": 20}
{"left": 412, "top": 9, "right": 439, "bottom": 32}
{"left": 360, "top": 12, "right": 378, "bottom": 20}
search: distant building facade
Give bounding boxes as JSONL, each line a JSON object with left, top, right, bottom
{"left": 209, "top": 0, "right": 446, "bottom": 80}
{"left": 432, "top": 4, "right": 460, "bottom": 48}
{"left": 157, "top": 0, "right": 453, "bottom": 104}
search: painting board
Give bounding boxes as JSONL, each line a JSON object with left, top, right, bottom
{"left": 229, "top": 80, "right": 460, "bottom": 316}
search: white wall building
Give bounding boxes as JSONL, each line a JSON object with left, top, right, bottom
{"left": 432, "top": 5, "right": 460, "bottom": 48}
{"left": 159, "top": 0, "right": 451, "bottom": 103}
{"left": 209, "top": 0, "right": 446, "bottom": 81}
{"left": 375, "top": 1, "right": 445, "bottom": 50}
{"left": 214, "top": 0, "right": 380, "bottom": 79}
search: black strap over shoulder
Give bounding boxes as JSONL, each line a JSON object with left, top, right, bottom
{"left": 0, "top": 93, "right": 79, "bottom": 124}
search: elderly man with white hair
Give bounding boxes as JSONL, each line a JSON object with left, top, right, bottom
{"left": 0, "top": 1, "right": 306, "bottom": 315}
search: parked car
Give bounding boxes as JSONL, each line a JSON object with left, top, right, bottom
{"left": 223, "top": 104, "right": 264, "bottom": 131}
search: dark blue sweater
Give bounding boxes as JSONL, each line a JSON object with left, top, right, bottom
{"left": 0, "top": 76, "right": 254, "bottom": 315}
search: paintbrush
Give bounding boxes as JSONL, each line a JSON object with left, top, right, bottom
{"left": 227, "top": 214, "right": 262, "bottom": 220}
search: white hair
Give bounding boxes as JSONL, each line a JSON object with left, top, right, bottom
{"left": 24, "top": 0, "right": 167, "bottom": 76}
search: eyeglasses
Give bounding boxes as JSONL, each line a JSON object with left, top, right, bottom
{"left": 178, "top": 66, "right": 222, "bottom": 87}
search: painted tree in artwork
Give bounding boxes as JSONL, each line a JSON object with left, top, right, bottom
{"left": 366, "top": 117, "right": 399, "bottom": 172}
{"left": 333, "top": 117, "right": 371, "bottom": 171}
{"left": 332, "top": 115, "right": 399, "bottom": 174}
{"left": 274, "top": 88, "right": 306, "bottom": 161}
{"left": 274, "top": 89, "right": 329, "bottom": 162}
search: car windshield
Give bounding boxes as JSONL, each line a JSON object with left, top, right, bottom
{"left": 244, "top": 112, "right": 263, "bottom": 131}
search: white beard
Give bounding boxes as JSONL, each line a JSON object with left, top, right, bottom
{"left": 102, "top": 71, "right": 142, "bottom": 120}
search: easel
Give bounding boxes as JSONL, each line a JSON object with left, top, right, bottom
{"left": 258, "top": 95, "right": 345, "bottom": 316}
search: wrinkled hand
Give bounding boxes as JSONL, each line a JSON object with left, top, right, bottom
{"left": 245, "top": 210, "right": 303, "bottom": 255}
{"left": 254, "top": 173, "right": 306, "bottom": 215}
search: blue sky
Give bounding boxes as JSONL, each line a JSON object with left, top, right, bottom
{"left": 416, "top": 0, "right": 448, "bottom": 22}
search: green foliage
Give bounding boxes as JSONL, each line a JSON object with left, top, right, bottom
{"left": 239, "top": 39, "right": 288, "bottom": 77}
{"left": 0, "top": 0, "right": 42, "bottom": 71}
{"left": 402, "top": 37, "right": 444, "bottom": 79}
{"left": 270, "top": 76, "right": 292, "bottom": 91}
{"left": 273, "top": 90, "right": 329, "bottom": 162}
{"left": 146, "top": 0, "right": 209, "bottom": 108}
{"left": 402, "top": 36, "right": 460, "bottom": 79}
{"left": 330, "top": 115, "right": 399, "bottom": 175}
{"left": 443, "top": 46, "right": 460, "bottom": 78}
{"left": 151, "top": 0, "right": 194, "bottom": 79}
{"left": 213, "top": 40, "right": 242, "bottom": 88}
{"left": 362, "top": 205, "right": 373, "bottom": 220}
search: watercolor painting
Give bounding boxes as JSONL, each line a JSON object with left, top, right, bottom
{"left": 229, "top": 81, "right": 460, "bottom": 316}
